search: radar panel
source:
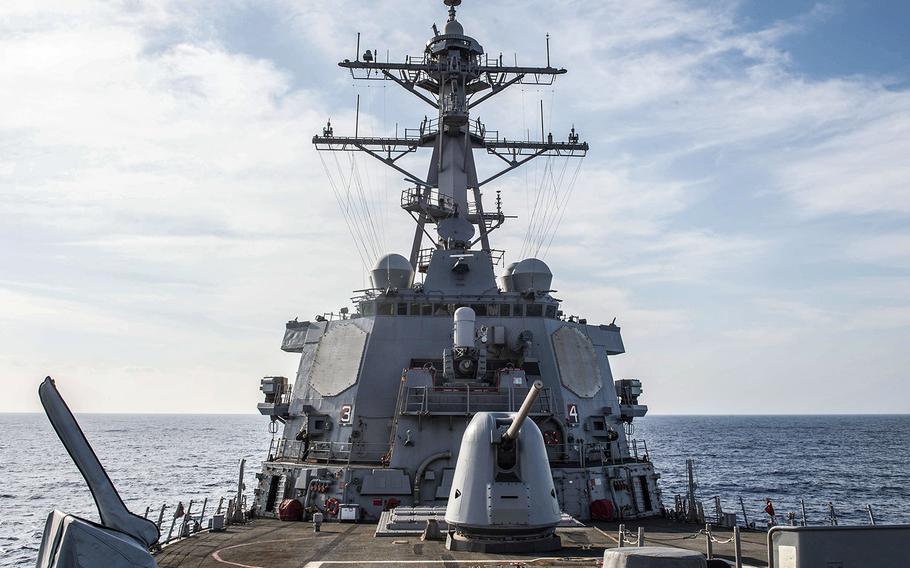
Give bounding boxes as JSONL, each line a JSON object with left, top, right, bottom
{"left": 551, "top": 326, "right": 601, "bottom": 398}
{"left": 309, "top": 323, "right": 368, "bottom": 396}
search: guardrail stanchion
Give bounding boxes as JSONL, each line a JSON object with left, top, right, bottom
{"left": 165, "top": 503, "right": 179, "bottom": 544}
{"left": 197, "top": 498, "right": 208, "bottom": 533}
{"left": 180, "top": 500, "right": 194, "bottom": 537}
{"left": 618, "top": 523, "right": 625, "bottom": 547}
{"left": 705, "top": 523, "right": 713, "bottom": 559}
{"left": 734, "top": 525, "right": 742, "bottom": 568}
{"left": 156, "top": 503, "right": 167, "bottom": 529}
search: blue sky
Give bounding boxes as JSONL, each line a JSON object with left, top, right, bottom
{"left": 1, "top": 0, "right": 908, "bottom": 413}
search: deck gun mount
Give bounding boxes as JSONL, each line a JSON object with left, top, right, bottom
{"left": 445, "top": 380, "right": 562, "bottom": 552}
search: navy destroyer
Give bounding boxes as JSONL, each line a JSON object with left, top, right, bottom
{"left": 32, "top": 3, "right": 910, "bottom": 567}
{"left": 253, "top": 0, "right": 660, "bottom": 527}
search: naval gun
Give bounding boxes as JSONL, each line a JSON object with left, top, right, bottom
{"left": 444, "top": 380, "right": 562, "bottom": 552}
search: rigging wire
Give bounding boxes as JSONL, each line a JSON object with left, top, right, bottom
{"left": 530, "top": 87, "right": 567, "bottom": 256}
{"left": 348, "top": 152, "right": 383, "bottom": 261}
{"left": 541, "top": 157, "right": 584, "bottom": 258}
{"left": 519, "top": 154, "right": 551, "bottom": 258}
{"left": 532, "top": 154, "right": 572, "bottom": 255}
{"left": 318, "top": 151, "right": 370, "bottom": 273}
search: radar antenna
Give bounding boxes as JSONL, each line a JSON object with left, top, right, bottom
{"left": 313, "top": 0, "right": 587, "bottom": 270}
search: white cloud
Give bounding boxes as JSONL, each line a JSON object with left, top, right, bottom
{"left": 1, "top": 0, "right": 909, "bottom": 413}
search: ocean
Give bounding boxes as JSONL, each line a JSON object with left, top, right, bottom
{"left": 1, "top": 413, "right": 908, "bottom": 567}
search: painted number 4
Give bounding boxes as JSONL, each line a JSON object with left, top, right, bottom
{"left": 340, "top": 405, "right": 353, "bottom": 424}
{"left": 567, "top": 403, "right": 579, "bottom": 424}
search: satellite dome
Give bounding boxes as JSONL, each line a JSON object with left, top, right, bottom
{"left": 444, "top": 18, "right": 464, "bottom": 35}
{"left": 510, "top": 258, "right": 553, "bottom": 292}
{"left": 371, "top": 253, "right": 414, "bottom": 290}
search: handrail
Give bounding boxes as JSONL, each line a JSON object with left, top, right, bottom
{"left": 400, "top": 385, "right": 553, "bottom": 416}
{"left": 151, "top": 491, "right": 246, "bottom": 551}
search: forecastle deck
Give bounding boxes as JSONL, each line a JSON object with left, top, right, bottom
{"left": 155, "top": 518, "right": 768, "bottom": 567}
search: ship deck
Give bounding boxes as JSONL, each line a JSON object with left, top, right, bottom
{"left": 155, "top": 518, "right": 769, "bottom": 568}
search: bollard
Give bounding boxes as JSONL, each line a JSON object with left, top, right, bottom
{"left": 637, "top": 526, "right": 645, "bottom": 546}
{"left": 733, "top": 525, "right": 742, "bottom": 568}
{"left": 618, "top": 523, "right": 625, "bottom": 547}
{"left": 705, "top": 523, "right": 713, "bottom": 559}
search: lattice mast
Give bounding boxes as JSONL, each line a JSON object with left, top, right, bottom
{"left": 313, "top": 0, "right": 587, "bottom": 270}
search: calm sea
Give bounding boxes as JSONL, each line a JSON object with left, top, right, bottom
{"left": 1, "top": 413, "right": 908, "bottom": 567}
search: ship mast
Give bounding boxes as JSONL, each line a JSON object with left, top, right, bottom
{"left": 312, "top": 0, "right": 587, "bottom": 272}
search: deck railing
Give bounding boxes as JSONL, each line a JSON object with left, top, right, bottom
{"left": 269, "top": 438, "right": 391, "bottom": 465}
{"left": 400, "top": 385, "right": 553, "bottom": 416}
{"left": 148, "top": 492, "right": 248, "bottom": 551}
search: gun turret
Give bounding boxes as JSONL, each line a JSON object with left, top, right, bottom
{"left": 502, "top": 380, "right": 543, "bottom": 443}
{"left": 444, "top": 378, "right": 561, "bottom": 553}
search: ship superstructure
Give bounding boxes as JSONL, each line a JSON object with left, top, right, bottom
{"left": 255, "top": 0, "right": 661, "bottom": 524}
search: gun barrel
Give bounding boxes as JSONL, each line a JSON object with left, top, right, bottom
{"left": 502, "top": 380, "right": 544, "bottom": 442}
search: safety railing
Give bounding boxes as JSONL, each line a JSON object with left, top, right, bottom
{"left": 269, "top": 438, "right": 390, "bottom": 465}
{"left": 404, "top": 116, "right": 493, "bottom": 141}
{"left": 400, "top": 385, "right": 553, "bottom": 416}
{"left": 416, "top": 248, "right": 505, "bottom": 273}
{"left": 629, "top": 439, "right": 650, "bottom": 461}
{"left": 148, "top": 461, "right": 250, "bottom": 552}
{"left": 401, "top": 186, "right": 456, "bottom": 215}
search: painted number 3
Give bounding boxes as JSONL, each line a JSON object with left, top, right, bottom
{"left": 567, "top": 403, "right": 579, "bottom": 423}
{"left": 339, "top": 405, "right": 353, "bottom": 424}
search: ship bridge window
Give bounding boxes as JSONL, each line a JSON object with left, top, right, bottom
{"left": 378, "top": 303, "right": 394, "bottom": 316}
{"left": 361, "top": 303, "right": 376, "bottom": 316}
{"left": 421, "top": 304, "right": 433, "bottom": 316}
{"left": 471, "top": 304, "right": 487, "bottom": 316}
{"left": 397, "top": 303, "right": 408, "bottom": 316}
{"left": 526, "top": 304, "right": 543, "bottom": 317}
{"left": 486, "top": 304, "right": 500, "bottom": 317}
{"left": 500, "top": 304, "right": 511, "bottom": 317}
{"left": 433, "top": 303, "right": 450, "bottom": 316}
{"left": 512, "top": 304, "right": 524, "bottom": 317}
{"left": 545, "top": 305, "right": 557, "bottom": 319}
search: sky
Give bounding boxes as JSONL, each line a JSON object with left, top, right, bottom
{"left": 1, "top": 0, "right": 908, "bottom": 414}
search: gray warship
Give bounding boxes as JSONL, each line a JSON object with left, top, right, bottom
{"left": 33, "top": 3, "right": 910, "bottom": 567}
{"left": 253, "top": 0, "right": 661, "bottom": 527}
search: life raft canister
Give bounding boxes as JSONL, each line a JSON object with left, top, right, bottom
{"left": 277, "top": 498, "right": 303, "bottom": 522}
{"left": 590, "top": 499, "right": 615, "bottom": 521}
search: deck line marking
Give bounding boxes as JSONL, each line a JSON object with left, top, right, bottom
{"left": 309, "top": 559, "right": 573, "bottom": 564}
{"left": 211, "top": 536, "right": 316, "bottom": 568}
{"left": 210, "top": 550, "right": 264, "bottom": 568}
